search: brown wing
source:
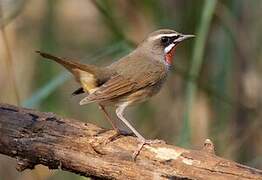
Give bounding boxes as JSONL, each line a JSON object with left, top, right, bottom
{"left": 79, "top": 62, "right": 167, "bottom": 104}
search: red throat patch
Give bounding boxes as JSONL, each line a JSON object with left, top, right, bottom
{"left": 165, "top": 47, "right": 176, "bottom": 65}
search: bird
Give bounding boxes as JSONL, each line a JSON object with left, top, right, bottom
{"left": 37, "top": 29, "right": 194, "bottom": 158}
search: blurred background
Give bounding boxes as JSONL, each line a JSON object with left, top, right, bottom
{"left": 0, "top": 0, "right": 261, "bottom": 179}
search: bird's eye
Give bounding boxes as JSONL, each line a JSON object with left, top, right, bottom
{"left": 161, "top": 37, "right": 171, "bottom": 46}
{"left": 161, "top": 37, "right": 169, "bottom": 44}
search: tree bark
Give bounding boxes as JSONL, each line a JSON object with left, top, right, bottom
{"left": 0, "top": 103, "right": 261, "bottom": 180}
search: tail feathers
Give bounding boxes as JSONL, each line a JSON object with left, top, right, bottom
{"left": 36, "top": 51, "right": 99, "bottom": 75}
{"left": 36, "top": 51, "right": 102, "bottom": 92}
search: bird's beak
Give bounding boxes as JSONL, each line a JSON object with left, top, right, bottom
{"left": 175, "top": 34, "right": 195, "bottom": 43}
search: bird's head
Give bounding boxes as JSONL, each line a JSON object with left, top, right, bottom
{"left": 138, "top": 29, "right": 194, "bottom": 66}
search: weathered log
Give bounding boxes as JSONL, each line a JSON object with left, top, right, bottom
{"left": 0, "top": 103, "right": 261, "bottom": 179}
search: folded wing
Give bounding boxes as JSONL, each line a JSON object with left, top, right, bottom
{"left": 80, "top": 61, "right": 166, "bottom": 105}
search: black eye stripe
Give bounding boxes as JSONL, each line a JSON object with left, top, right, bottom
{"left": 171, "top": 35, "right": 180, "bottom": 40}
{"left": 161, "top": 35, "right": 181, "bottom": 46}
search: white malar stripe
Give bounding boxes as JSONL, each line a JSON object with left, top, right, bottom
{"left": 149, "top": 33, "right": 178, "bottom": 40}
{"left": 164, "top": 43, "right": 176, "bottom": 53}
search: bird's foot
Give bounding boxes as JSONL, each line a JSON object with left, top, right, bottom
{"left": 132, "top": 139, "right": 164, "bottom": 161}
{"left": 118, "top": 130, "right": 135, "bottom": 136}
{"left": 108, "top": 129, "right": 134, "bottom": 142}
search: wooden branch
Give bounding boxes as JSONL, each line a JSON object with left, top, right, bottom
{"left": 0, "top": 103, "right": 261, "bottom": 180}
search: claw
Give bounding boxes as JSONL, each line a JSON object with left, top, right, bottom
{"left": 107, "top": 129, "right": 134, "bottom": 142}
{"left": 132, "top": 139, "right": 164, "bottom": 161}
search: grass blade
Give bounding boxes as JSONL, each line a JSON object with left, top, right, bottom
{"left": 179, "top": 0, "right": 217, "bottom": 146}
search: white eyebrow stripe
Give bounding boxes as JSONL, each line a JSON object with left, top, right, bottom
{"left": 149, "top": 33, "right": 178, "bottom": 40}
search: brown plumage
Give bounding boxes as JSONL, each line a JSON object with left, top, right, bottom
{"left": 36, "top": 51, "right": 112, "bottom": 92}
{"left": 37, "top": 29, "right": 194, "bottom": 158}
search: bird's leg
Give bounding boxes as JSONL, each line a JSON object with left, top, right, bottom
{"left": 116, "top": 102, "right": 146, "bottom": 141}
{"left": 98, "top": 104, "right": 125, "bottom": 142}
{"left": 98, "top": 104, "right": 119, "bottom": 133}
{"left": 98, "top": 104, "right": 132, "bottom": 143}
{"left": 116, "top": 102, "right": 163, "bottom": 160}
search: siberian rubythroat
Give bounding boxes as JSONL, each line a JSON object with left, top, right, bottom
{"left": 37, "top": 29, "right": 194, "bottom": 154}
